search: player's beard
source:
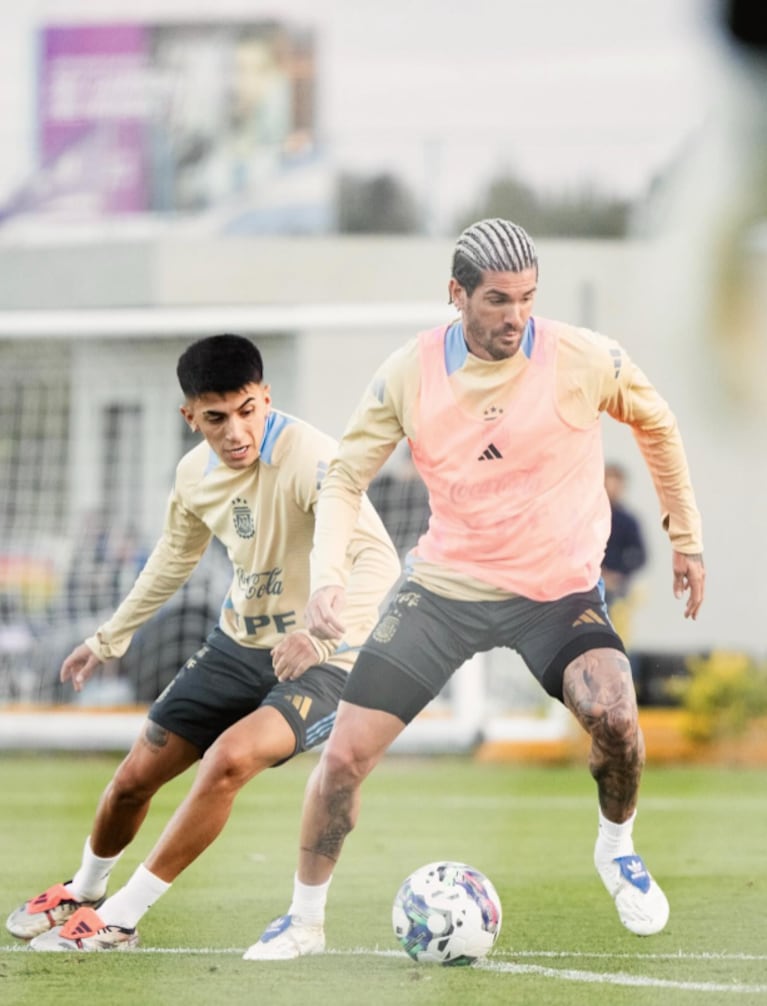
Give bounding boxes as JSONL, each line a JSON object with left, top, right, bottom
{"left": 465, "top": 318, "right": 521, "bottom": 361}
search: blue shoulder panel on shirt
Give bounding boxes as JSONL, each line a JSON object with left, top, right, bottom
{"left": 204, "top": 448, "right": 220, "bottom": 476}
{"left": 260, "top": 411, "right": 295, "bottom": 464}
{"left": 371, "top": 376, "right": 386, "bottom": 403}
{"left": 444, "top": 322, "right": 468, "bottom": 375}
{"left": 522, "top": 318, "right": 535, "bottom": 358}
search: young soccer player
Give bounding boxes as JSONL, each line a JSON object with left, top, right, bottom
{"left": 6, "top": 333, "right": 399, "bottom": 951}
{"left": 245, "top": 219, "right": 705, "bottom": 959}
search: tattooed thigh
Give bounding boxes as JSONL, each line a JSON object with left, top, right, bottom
{"left": 562, "top": 648, "right": 637, "bottom": 743}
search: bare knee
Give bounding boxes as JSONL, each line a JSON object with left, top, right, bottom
{"left": 108, "top": 756, "right": 162, "bottom": 808}
{"left": 319, "top": 735, "right": 375, "bottom": 793}
{"left": 563, "top": 648, "right": 641, "bottom": 758}
{"left": 595, "top": 698, "right": 638, "bottom": 747}
{"left": 198, "top": 739, "right": 266, "bottom": 794}
{"left": 107, "top": 727, "right": 199, "bottom": 807}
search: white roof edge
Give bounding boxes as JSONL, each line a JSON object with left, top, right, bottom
{"left": 0, "top": 302, "right": 454, "bottom": 338}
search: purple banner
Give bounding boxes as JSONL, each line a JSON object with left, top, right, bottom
{"left": 21, "top": 20, "right": 322, "bottom": 229}
{"left": 39, "top": 24, "right": 150, "bottom": 213}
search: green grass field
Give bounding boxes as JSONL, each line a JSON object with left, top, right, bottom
{"left": 0, "top": 753, "right": 765, "bottom": 1005}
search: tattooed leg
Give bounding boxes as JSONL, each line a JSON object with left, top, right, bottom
{"left": 299, "top": 775, "right": 359, "bottom": 868}
{"left": 562, "top": 647, "right": 645, "bottom": 822}
{"left": 88, "top": 719, "right": 200, "bottom": 857}
{"left": 563, "top": 649, "right": 671, "bottom": 935}
{"left": 297, "top": 703, "right": 406, "bottom": 885}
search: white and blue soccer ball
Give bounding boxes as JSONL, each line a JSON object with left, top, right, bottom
{"left": 392, "top": 861, "right": 502, "bottom": 966}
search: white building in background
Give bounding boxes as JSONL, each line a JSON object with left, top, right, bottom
{"left": 0, "top": 1, "right": 715, "bottom": 231}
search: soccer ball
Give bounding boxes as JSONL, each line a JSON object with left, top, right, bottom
{"left": 392, "top": 861, "right": 502, "bottom": 966}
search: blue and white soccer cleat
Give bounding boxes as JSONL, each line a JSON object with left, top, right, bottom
{"left": 243, "top": 913, "right": 325, "bottom": 960}
{"left": 596, "top": 852, "right": 670, "bottom": 936}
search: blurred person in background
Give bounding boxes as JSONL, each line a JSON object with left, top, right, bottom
{"left": 7, "top": 334, "right": 398, "bottom": 952}
{"left": 65, "top": 514, "right": 149, "bottom": 618}
{"left": 245, "top": 218, "right": 704, "bottom": 961}
{"left": 601, "top": 462, "right": 647, "bottom": 645}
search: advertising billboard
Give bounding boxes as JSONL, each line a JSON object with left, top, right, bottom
{"left": 29, "top": 20, "right": 321, "bottom": 228}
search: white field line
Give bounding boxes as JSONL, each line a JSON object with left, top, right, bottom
{"left": 2, "top": 943, "right": 766, "bottom": 993}
{"left": 479, "top": 959, "right": 767, "bottom": 994}
{"left": 385, "top": 795, "right": 767, "bottom": 812}
{"left": 3, "top": 945, "right": 766, "bottom": 961}
{"left": 500, "top": 950, "right": 767, "bottom": 961}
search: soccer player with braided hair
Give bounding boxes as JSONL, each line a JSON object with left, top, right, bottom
{"left": 246, "top": 219, "right": 704, "bottom": 959}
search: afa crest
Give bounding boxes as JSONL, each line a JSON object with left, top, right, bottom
{"left": 373, "top": 614, "right": 400, "bottom": 644}
{"left": 232, "top": 497, "right": 255, "bottom": 539}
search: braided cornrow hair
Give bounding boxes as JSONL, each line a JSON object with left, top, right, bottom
{"left": 452, "top": 218, "right": 538, "bottom": 295}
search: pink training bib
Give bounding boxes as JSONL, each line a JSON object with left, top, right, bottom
{"left": 409, "top": 320, "right": 610, "bottom": 600}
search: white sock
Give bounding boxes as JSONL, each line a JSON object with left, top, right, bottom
{"left": 67, "top": 836, "right": 123, "bottom": 901}
{"left": 595, "top": 808, "right": 636, "bottom": 863}
{"left": 98, "top": 864, "right": 171, "bottom": 930}
{"left": 288, "top": 873, "right": 332, "bottom": 926}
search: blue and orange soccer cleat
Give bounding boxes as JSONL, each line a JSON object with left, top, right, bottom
{"left": 6, "top": 883, "right": 106, "bottom": 940}
{"left": 29, "top": 906, "right": 138, "bottom": 952}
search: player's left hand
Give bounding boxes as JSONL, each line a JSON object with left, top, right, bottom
{"left": 271, "top": 631, "right": 320, "bottom": 681}
{"left": 672, "top": 550, "right": 705, "bottom": 620}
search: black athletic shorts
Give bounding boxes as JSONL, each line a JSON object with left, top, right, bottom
{"left": 342, "top": 580, "right": 625, "bottom": 723}
{"left": 148, "top": 627, "right": 346, "bottom": 755}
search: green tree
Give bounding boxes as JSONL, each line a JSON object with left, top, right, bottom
{"left": 455, "top": 172, "right": 631, "bottom": 237}
{"left": 336, "top": 172, "right": 422, "bottom": 233}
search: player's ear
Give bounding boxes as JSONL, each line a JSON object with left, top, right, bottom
{"left": 262, "top": 383, "right": 272, "bottom": 408}
{"left": 448, "top": 278, "right": 464, "bottom": 310}
{"left": 179, "top": 404, "right": 198, "bottom": 432}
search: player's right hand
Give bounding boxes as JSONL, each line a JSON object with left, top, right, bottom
{"left": 60, "top": 642, "right": 103, "bottom": 692}
{"left": 304, "top": 585, "right": 347, "bottom": 640}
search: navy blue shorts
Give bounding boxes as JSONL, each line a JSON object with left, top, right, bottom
{"left": 342, "top": 580, "right": 624, "bottom": 723}
{"left": 149, "top": 627, "right": 346, "bottom": 755}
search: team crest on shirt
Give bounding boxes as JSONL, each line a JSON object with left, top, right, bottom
{"left": 373, "top": 614, "right": 400, "bottom": 644}
{"left": 232, "top": 497, "right": 255, "bottom": 539}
